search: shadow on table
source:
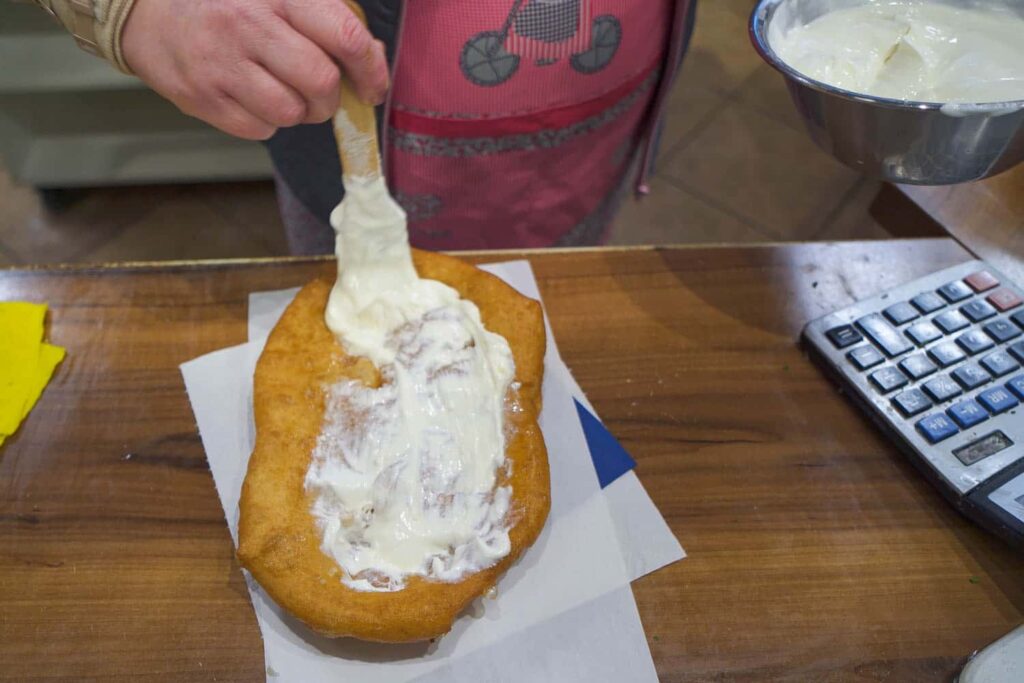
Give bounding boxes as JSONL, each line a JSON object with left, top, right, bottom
{"left": 597, "top": 240, "right": 1023, "bottom": 640}
{"left": 947, "top": 512, "right": 1024, "bottom": 620}
{"left": 605, "top": 240, "right": 967, "bottom": 342}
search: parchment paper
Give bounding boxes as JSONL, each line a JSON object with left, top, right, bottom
{"left": 181, "top": 260, "right": 683, "bottom": 682}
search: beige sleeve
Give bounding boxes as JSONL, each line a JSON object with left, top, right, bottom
{"left": 32, "top": 0, "right": 139, "bottom": 74}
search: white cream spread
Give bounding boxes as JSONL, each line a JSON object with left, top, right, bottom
{"left": 305, "top": 176, "right": 516, "bottom": 592}
{"left": 771, "top": 1, "right": 1024, "bottom": 104}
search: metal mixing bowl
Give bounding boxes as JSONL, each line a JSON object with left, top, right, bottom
{"left": 750, "top": 0, "right": 1024, "bottom": 185}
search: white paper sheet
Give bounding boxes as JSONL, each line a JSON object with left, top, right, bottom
{"left": 407, "top": 587, "right": 659, "bottom": 683}
{"left": 473, "top": 261, "right": 684, "bottom": 577}
{"left": 182, "top": 260, "right": 683, "bottom": 682}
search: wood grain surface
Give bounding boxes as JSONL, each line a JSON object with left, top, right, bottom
{"left": 900, "top": 165, "right": 1024, "bottom": 285}
{"left": 2, "top": 239, "right": 1022, "bottom": 682}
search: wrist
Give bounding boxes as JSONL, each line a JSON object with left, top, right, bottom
{"left": 38, "top": 0, "right": 141, "bottom": 74}
{"left": 105, "top": 0, "right": 141, "bottom": 74}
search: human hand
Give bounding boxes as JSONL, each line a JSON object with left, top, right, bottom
{"left": 122, "top": 0, "right": 389, "bottom": 140}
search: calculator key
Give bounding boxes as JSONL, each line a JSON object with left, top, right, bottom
{"left": 1012, "top": 311, "right": 1024, "bottom": 330}
{"left": 1007, "top": 374, "right": 1024, "bottom": 401}
{"left": 978, "top": 386, "right": 1020, "bottom": 414}
{"left": 1008, "top": 375, "right": 1024, "bottom": 400}
{"left": 870, "top": 366, "right": 909, "bottom": 394}
{"left": 988, "top": 288, "right": 1023, "bottom": 312}
{"left": 951, "top": 363, "right": 991, "bottom": 390}
{"left": 964, "top": 271, "right": 999, "bottom": 293}
{"left": 892, "top": 389, "right": 932, "bottom": 417}
{"left": 916, "top": 414, "right": 960, "bottom": 443}
{"left": 980, "top": 350, "right": 1021, "bottom": 378}
{"left": 826, "top": 324, "right": 863, "bottom": 349}
{"left": 927, "top": 342, "right": 967, "bottom": 368}
{"left": 938, "top": 281, "right": 973, "bottom": 303}
{"left": 856, "top": 314, "right": 912, "bottom": 358}
{"left": 883, "top": 302, "right": 919, "bottom": 326}
{"left": 911, "top": 292, "right": 946, "bottom": 314}
{"left": 923, "top": 375, "right": 963, "bottom": 403}
{"left": 956, "top": 330, "right": 995, "bottom": 355}
{"left": 906, "top": 321, "right": 943, "bottom": 347}
{"left": 961, "top": 300, "right": 998, "bottom": 323}
{"left": 1010, "top": 341, "right": 1024, "bottom": 364}
{"left": 934, "top": 310, "right": 970, "bottom": 334}
{"left": 847, "top": 345, "right": 884, "bottom": 371}
{"left": 947, "top": 399, "right": 990, "bottom": 429}
{"left": 898, "top": 354, "right": 938, "bottom": 380}
{"left": 983, "top": 319, "right": 1022, "bottom": 344}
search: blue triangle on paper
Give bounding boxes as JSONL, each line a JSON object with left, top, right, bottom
{"left": 574, "top": 399, "right": 637, "bottom": 488}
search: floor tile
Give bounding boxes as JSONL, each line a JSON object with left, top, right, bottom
{"left": 734, "top": 64, "right": 806, "bottom": 132}
{"left": 81, "top": 192, "right": 284, "bottom": 263}
{"left": 814, "top": 179, "right": 894, "bottom": 242}
{"left": 0, "top": 162, "right": 288, "bottom": 264}
{"left": 684, "top": 0, "right": 765, "bottom": 96}
{"left": 864, "top": 183, "right": 946, "bottom": 239}
{"left": 0, "top": 165, "right": 179, "bottom": 263}
{"left": 0, "top": 244, "right": 17, "bottom": 267}
{"left": 191, "top": 181, "right": 288, "bottom": 256}
{"left": 609, "top": 175, "right": 772, "bottom": 245}
{"left": 660, "top": 100, "right": 861, "bottom": 240}
{"left": 656, "top": 73, "right": 729, "bottom": 164}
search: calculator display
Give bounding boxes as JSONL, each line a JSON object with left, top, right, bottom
{"left": 954, "top": 432, "right": 1014, "bottom": 466}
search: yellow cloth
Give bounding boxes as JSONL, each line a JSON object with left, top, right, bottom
{"left": 0, "top": 303, "right": 66, "bottom": 445}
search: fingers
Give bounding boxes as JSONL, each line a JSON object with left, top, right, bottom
{"left": 282, "top": 0, "right": 389, "bottom": 104}
{"left": 256, "top": 27, "right": 341, "bottom": 124}
{"left": 186, "top": 92, "right": 278, "bottom": 141}
{"left": 224, "top": 61, "right": 310, "bottom": 130}
{"left": 122, "top": 0, "right": 384, "bottom": 140}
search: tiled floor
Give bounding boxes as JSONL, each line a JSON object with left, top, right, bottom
{"left": 0, "top": 0, "right": 912, "bottom": 265}
{"left": 0, "top": 171, "right": 289, "bottom": 265}
{"left": 608, "top": 0, "right": 897, "bottom": 246}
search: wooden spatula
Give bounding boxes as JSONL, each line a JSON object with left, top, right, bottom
{"left": 333, "top": 0, "right": 383, "bottom": 184}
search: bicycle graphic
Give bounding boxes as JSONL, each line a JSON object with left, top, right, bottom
{"left": 461, "top": 0, "right": 622, "bottom": 87}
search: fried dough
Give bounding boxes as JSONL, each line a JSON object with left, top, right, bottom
{"left": 237, "top": 249, "right": 550, "bottom": 642}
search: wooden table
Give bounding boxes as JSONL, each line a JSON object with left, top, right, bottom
{"left": 2, "top": 239, "right": 1022, "bottom": 681}
{"left": 900, "top": 165, "right": 1024, "bottom": 284}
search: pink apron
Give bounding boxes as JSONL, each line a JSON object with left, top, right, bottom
{"left": 387, "top": 0, "right": 672, "bottom": 249}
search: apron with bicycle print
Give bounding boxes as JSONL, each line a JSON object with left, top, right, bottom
{"left": 387, "top": 0, "right": 672, "bottom": 249}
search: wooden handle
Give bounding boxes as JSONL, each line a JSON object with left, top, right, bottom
{"left": 333, "top": 0, "right": 381, "bottom": 182}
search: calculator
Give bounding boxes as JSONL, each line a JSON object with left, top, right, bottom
{"left": 803, "top": 260, "right": 1024, "bottom": 548}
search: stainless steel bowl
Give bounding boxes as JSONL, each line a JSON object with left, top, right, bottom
{"left": 750, "top": 0, "right": 1024, "bottom": 185}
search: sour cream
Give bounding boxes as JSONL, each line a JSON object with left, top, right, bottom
{"left": 771, "top": 1, "right": 1024, "bottom": 104}
{"left": 305, "top": 176, "right": 516, "bottom": 592}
